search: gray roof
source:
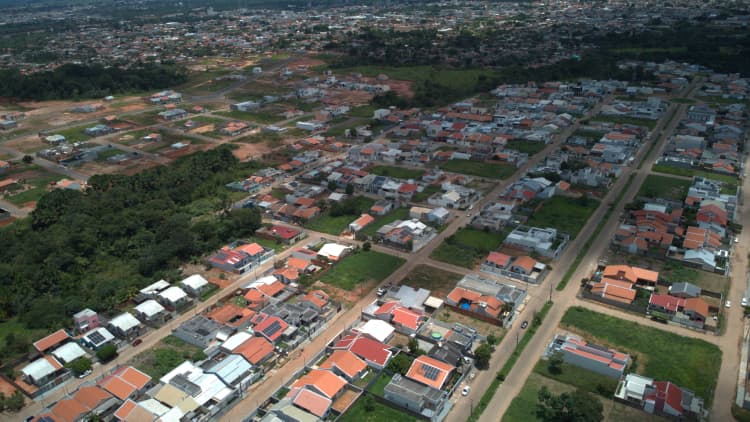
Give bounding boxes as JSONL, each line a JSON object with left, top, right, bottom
{"left": 670, "top": 282, "right": 701, "bottom": 298}
{"left": 384, "top": 374, "right": 444, "bottom": 408}
{"left": 385, "top": 285, "right": 431, "bottom": 309}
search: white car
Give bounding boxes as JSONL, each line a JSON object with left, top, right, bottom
{"left": 742, "top": 298, "right": 748, "bottom": 307}
{"left": 462, "top": 386, "right": 471, "bottom": 396}
{"left": 735, "top": 237, "right": 740, "bottom": 243}
{"left": 725, "top": 300, "right": 732, "bottom": 309}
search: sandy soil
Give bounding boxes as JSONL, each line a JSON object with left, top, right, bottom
{"left": 231, "top": 142, "right": 272, "bottom": 162}
{"left": 4, "top": 135, "right": 45, "bottom": 153}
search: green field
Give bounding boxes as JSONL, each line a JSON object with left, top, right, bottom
{"left": 95, "top": 147, "right": 129, "bottom": 161}
{"left": 637, "top": 174, "right": 691, "bottom": 201}
{"left": 304, "top": 197, "right": 376, "bottom": 235}
{"left": 590, "top": 115, "right": 657, "bottom": 130}
{"left": 367, "top": 372, "right": 393, "bottom": 397}
{"left": 412, "top": 184, "right": 441, "bottom": 202}
{"left": 561, "top": 307, "right": 721, "bottom": 404}
{"left": 54, "top": 125, "right": 90, "bottom": 142}
{"left": 430, "top": 228, "right": 508, "bottom": 268}
{"left": 0, "top": 318, "right": 50, "bottom": 366}
{"left": 318, "top": 250, "right": 405, "bottom": 290}
{"left": 527, "top": 197, "right": 599, "bottom": 238}
{"left": 439, "top": 159, "right": 516, "bottom": 180}
{"left": 4, "top": 171, "right": 60, "bottom": 206}
{"left": 610, "top": 47, "right": 687, "bottom": 54}
{"left": 400, "top": 264, "right": 463, "bottom": 297}
{"left": 507, "top": 140, "right": 548, "bottom": 156}
{"left": 349, "top": 104, "right": 379, "bottom": 118}
{"left": 340, "top": 395, "right": 419, "bottom": 422}
{"left": 129, "top": 336, "right": 206, "bottom": 379}
{"left": 360, "top": 207, "right": 410, "bottom": 237}
{"left": 369, "top": 165, "right": 424, "bottom": 180}
{"left": 533, "top": 361, "right": 618, "bottom": 396}
{"left": 503, "top": 372, "right": 664, "bottom": 422}
{"left": 652, "top": 164, "right": 738, "bottom": 192}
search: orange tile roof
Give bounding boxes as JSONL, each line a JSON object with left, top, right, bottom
{"left": 51, "top": 398, "right": 89, "bottom": 422}
{"left": 512, "top": 256, "right": 537, "bottom": 272}
{"left": 302, "top": 290, "right": 329, "bottom": 309}
{"left": 99, "top": 376, "right": 135, "bottom": 401}
{"left": 117, "top": 367, "right": 150, "bottom": 390}
{"left": 235, "top": 242, "right": 264, "bottom": 256}
{"left": 406, "top": 355, "right": 455, "bottom": 390}
{"left": 485, "top": 251, "right": 511, "bottom": 267}
{"left": 685, "top": 297, "right": 709, "bottom": 318}
{"left": 291, "top": 369, "right": 347, "bottom": 399}
{"left": 72, "top": 385, "right": 113, "bottom": 410}
{"left": 34, "top": 329, "right": 70, "bottom": 353}
{"left": 273, "top": 267, "right": 300, "bottom": 282}
{"left": 234, "top": 336, "right": 274, "bottom": 365}
{"left": 291, "top": 388, "right": 331, "bottom": 418}
{"left": 602, "top": 265, "right": 658, "bottom": 284}
{"left": 287, "top": 257, "right": 310, "bottom": 271}
{"left": 320, "top": 350, "right": 367, "bottom": 379}
{"left": 257, "top": 280, "right": 285, "bottom": 297}
{"left": 392, "top": 307, "right": 423, "bottom": 330}
{"left": 206, "top": 303, "right": 254, "bottom": 327}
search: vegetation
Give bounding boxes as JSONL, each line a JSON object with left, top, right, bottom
{"left": 652, "top": 164, "right": 738, "bottom": 191}
{"left": 134, "top": 336, "right": 207, "bottom": 379}
{"left": 561, "top": 307, "right": 721, "bottom": 404}
{"left": 0, "top": 390, "right": 25, "bottom": 412}
{"left": 369, "top": 165, "right": 424, "bottom": 180}
{"left": 507, "top": 140, "right": 548, "bottom": 156}
{"left": 367, "top": 372, "right": 393, "bottom": 397}
{"left": 339, "top": 395, "right": 419, "bottom": 422}
{"left": 0, "top": 147, "right": 263, "bottom": 342}
{"left": 0, "top": 63, "right": 186, "bottom": 100}
{"left": 590, "top": 115, "right": 657, "bottom": 130}
{"left": 304, "top": 196, "right": 375, "bottom": 235}
{"left": 400, "top": 265, "right": 463, "bottom": 297}
{"left": 439, "top": 159, "right": 516, "bottom": 180}
{"left": 534, "top": 361, "right": 618, "bottom": 398}
{"left": 430, "top": 228, "right": 508, "bottom": 268}
{"left": 536, "top": 387, "right": 603, "bottom": 422}
{"left": 412, "top": 184, "right": 441, "bottom": 202}
{"left": 318, "top": 250, "right": 405, "bottom": 291}
{"left": 96, "top": 344, "right": 118, "bottom": 363}
{"left": 66, "top": 357, "right": 92, "bottom": 377}
{"left": 638, "top": 175, "right": 691, "bottom": 201}
{"left": 386, "top": 353, "right": 414, "bottom": 375}
{"left": 475, "top": 342, "right": 493, "bottom": 369}
{"left": 527, "top": 196, "right": 599, "bottom": 238}
{"left": 360, "top": 207, "right": 410, "bottom": 238}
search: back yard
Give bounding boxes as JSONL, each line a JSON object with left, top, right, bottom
{"left": 317, "top": 250, "right": 405, "bottom": 291}
{"left": 526, "top": 196, "right": 599, "bottom": 238}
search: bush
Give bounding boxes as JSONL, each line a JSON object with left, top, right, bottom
{"left": 66, "top": 357, "right": 92, "bottom": 377}
{"left": 96, "top": 344, "right": 118, "bottom": 362}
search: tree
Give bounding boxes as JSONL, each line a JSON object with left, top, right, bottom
{"left": 22, "top": 155, "right": 33, "bottom": 164}
{"left": 386, "top": 353, "right": 413, "bottom": 375}
{"left": 362, "top": 241, "right": 371, "bottom": 252}
{"left": 327, "top": 180, "right": 338, "bottom": 192}
{"left": 66, "top": 357, "right": 92, "bottom": 377}
{"left": 486, "top": 334, "right": 499, "bottom": 346}
{"left": 407, "top": 338, "right": 423, "bottom": 355}
{"left": 96, "top": 344, "right": 118, "bottom": 363}
{"left": 345, "top": 184, "right": 354, "bottom": 195}
{"left": 363, "top": 395, "right": 375, "bottom": 412}
{"left": 474, "top": 342, "right": 493, "bottom": 369}
{"left": 547, "top": 351, "right": 564, "bottom": 375}
{"left": 536, "top": 386, "right": 603, "bottom": 422}
{"left": 4, "top": 390, "right": 24, "bottom": 412}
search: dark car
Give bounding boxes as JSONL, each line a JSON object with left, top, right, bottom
{"left": 131, "top": 338, "right": 143, "bottom": 347}
{"left": 520, "top": 320, "right": 529, "bottom": 329}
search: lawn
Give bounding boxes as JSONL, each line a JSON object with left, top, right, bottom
{"left": 339, "top": 395, "right": 419, "bottom": 422}
{"left": 503, "top": 372, "right": 664, "bottom": 422}
{"left": 55, "top": 125, "right": 90, "bottom": 142}
{"left": 305, "top": 197, "right": 376, "bottom": 235}
{"left": 4, "top": 171, "right": 60, "bottom": 206}
{"left": 533, "top": 361, "right": 618, "bottom": 397}
{"left": 215, "top": 110, "right": 281, "bottom": 124}
{"left": 368, "top": 165, "right": 424, "bottom": 180}
{"left": 246, "top": 236, "right": 288, "bottom": 253}
{"left": 637, "top": 175, "right": 691, "bottom": 201}
{"left": 527, "top": 197, "right": 599, "bottom": 238}
{"left": 129, "top": 335, "right": 207, "bottom": 379}
{"left": 430, "top": 228, "right": 509, "bottom": 269}
{"left": 318, "top": 251, "right": 405, "bottom": 291}
{"left": 507, "top": 140, "right": 548, "bottom": 156}
{"left": 412, "top": 184, "right": 441, "bottom": 202}
{"left": 590, "top": 115, "right": 657, "bottom": 130}
{"left": 399, "top": 264, "right": 463, "bottom": 298}
{"left": 349, "top": 104, "right": 379, "bottom": 118}
{"left": 95, "top": 147, "right": 128, "bottom": 161}
{"left": 439, "top": 159, "right": 516, "bottom": 180}
{"left": 560, "top": 307, "right": 721, "bottom": 404}
{"left": 190, "top": 116, "right": 227, "bottom": 126}
{"left": 367, "top": 372, "right": 393, "bottom": 396}
{"left": 652, "top": 164, "right": 738, "bottom": 191}
{"left": 360, "top": 207, "right": 410, "bottom": 238}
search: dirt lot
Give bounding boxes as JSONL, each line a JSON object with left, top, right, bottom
{"left": 324, "top": 89, "right": 374, "bottom": 107}
{"left": 231, "top": 142, "right": 273, "bottom": 162}
{"left": 77, "top": 156, "right": 161, "bottom": 176}
{"left": 435, "top": 307, "right": 506, "bottom": 339}
{"left": 332, "top": 388, "right": 360, "bottom": 414}
{"left": 4, "top": 134, "right": 48, "bottom": 153}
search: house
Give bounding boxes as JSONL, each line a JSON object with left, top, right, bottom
{"left": 289, "top": 388, "right": 332, "bottom": 419}
{"left": 70, "top": 385, "right": 118, "bottom": 419}
{"left": 332, "top": 332, "right": 394, "bottom": 369}
{"left": 320, "top": 350, "right": 367, "bottom": 382}
{"left": 206, "top": 303, "right": 254, "bottom": 329}
{"left": 0, "top": 160, "right": 10, "bottom": 174}
{"left": 50, "top": 342, "right": 88, "bottom": 365}
{"left": 588, "top": 278, "right": 637, "bottom": 305}
{"left": 173, "top": 315, "right": 226, "bottom": 348}
{"left": 300, "top": 290, "right": 330, "bottom": 311}
{"left": 615, "top": 373, "right": 706, "bottom": 419}
{"left": 384, "top": 374, "right": 448, "bottom": 420}
{"left": 134, "top": 300, "right": 168, "bottom": 325}
{"left": 253, "top": 315, "right": 290, "bottom": 343}
{"left": 683, "top": 248, "right": 718, "bottom": 271}
{"left": 107, "top": 313, "right": 143, "bottom": 340}
{"left": 81, "top": 327, "right": 115, "bottom": 351}
{"left": 446, "top": 286, "right": 505, "bottom": 320}
{"left": 204, "top": 354, "right": 253, "bottom": 388}
{"left": 647, "top": 294, "right": 709, "bottom": 328}
{"left": 208, "top": 242, "right": 275, "bottom": 274}
{"left": 135, "top": 279, "right": 170, "bottom": 303}
{"left": 669, "top": 282, "right": 701, "bottom": 298}
{"left": 157, "top": 286, "right": 190, "bottom": 310}
{"left": 504, "top": 226, "right": 568, "bottom": 258}
{"left": 233, "top": 336, "right": 275, "bottom": 365}
{"left": 317, "top": 243, "right": 351, "bottom": 261}
{"left": 290, "top": 369, "right": 347, "bottom": 400}
{"left": 256, "top": 225, "right": 305, "bottom": 244}
{"left": 34, "top": 329, "right": 71, "bottom": 354}
{"left": 601, "top": 265, "right": 659, "bottom": 287}
{"left": 179, "top": 274, "right": 211, "bottom": 297}
{"left": 160, "top": 361, "right": 236, "bottom": 412}
{"left": 22, "top": 356, "right": 65, "bottom": 386}
{"left": 348, "top": 213, "right": 375, "bottom": 233}
{"left": 547, "top": 334, "right": 629, "bottom": 378}
{"left": 98, "top": 366, "right": 152, "bottom": 402}
{"left": 406, "top": 355, "right": 455, "bottom": 390}
{"left": 158, "top": 108, "right": 188, "bottom": 121}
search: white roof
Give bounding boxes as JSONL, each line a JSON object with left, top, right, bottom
{"left": 222, "top": 331, "right": 253, "bottom": 352}
{"left": 207, "top": 354, "right": 252, "bottom": 385}
{"left": 360, "top": 319, "right": 395, "bottom": 343}
{"left": 443, "top": 191, "right": 461, "bottom": 202}
{"left": 318, "top": 243, "right": 350, "bottom": 259}
{"left": 109, "top": 312, "right": 141, "bottom": 331}
{"left": 245, "top": 275, "right": 279, "bottom": 289}
{"left": 181, "top": 274, "right": 209, "bottom": 290}
{"left": 158, "top": 407, "right": 185, "bottom": 422}
{"left": 22, "top": 357, "right": 59, "bottom": 380}
{"left": 83, "top": 327, "right": 115, "bottom": 347}
{"left": 135, "top": 300, "right": 166, "bottom": 317}
{"left": 138, "top": 398, "right": 170, "bottom": 417}
{"left": 424, "top": 296, "right": 444, "bottom": 309}
{"left": 159, "top": 286, "right": 188, "bottom": 303}
{"left": 73, "top": 308, "right": 96, "bottom": 319}
{"left": 51, "top": 342, "right": 87, "bottom": 363}
{"left": 624, "top": 373, "right": 654, "bottom": 396}
{"left": 161, "top": 361, "right": 233, "bottom": 407}
{"left": 140, "top": 279, "right": 170, "bottom": 295}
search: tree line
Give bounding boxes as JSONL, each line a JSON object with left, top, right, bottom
{"left": 0, "top": 62, "right": 187, "bottom": 101}
{"left": 0, "top": 147, "right": 262, "bottom": 361}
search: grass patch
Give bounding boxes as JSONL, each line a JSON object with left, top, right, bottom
{"left": 637, "top": 174, "right": 691, "bottom": 201}
{"left": 4, "top": 171, "right": 60, "bottom": 206}
{"left": 246, "top": 236, "right": 287, "bottom": 253}
{"left": 733, "top": 404, "right": 750, "bottom": 422}
{"left": 470, "top": 301, "right": 553, "bottom": 422}
{"left": 652, "top": 164, "right": 738, "bottom": 189}
{"left": 439, "top": 159, "right": 516, "bottom": 180}
{"left": 0, "top": 317, "right": 49, "bottom": 366}
{"left": 340, "top": 395, "right": 419, "bottom": 422}
{"left": 400, "top": 264, "right": 463, "bottom": 298}
{"left": 318, "top": 250, "right": 405, "bottom": 291}
{"left": 367, "top": 372, "right": 393, "bottom": 397}
{"left": 199, "top": 284, "right": 219, "bottom": 301}
{"left": 533, "top": 361, "right": 618, "bottom": 396}
{"left": 590, "top": 115, "right": 657, "bottom": 130}
{"left": 54, "top": 125, "right": 90, "bottom": 143}
{"left": 560, "top": 306, "right": 721, "bottom": 404}
{"left": 507, "top": 140, "right": 548, "bottom": 156}
{"left": 305, "top": 197, "right": 376, "bottom": 235}
{"left": 130, "top": 335, "right": 207, "bottom": 379}
{"left": 215, "top": 110, "right": 281, "bottom": 124}
{"left": 671, "top": 98, "right": 696, "bottom": 104}
{"left": 369, "top": 165, "right": 424, "bottom": 180}
{"left": 349, "top": 104, "right": 379, "bottom": 118}
{"left": 412, "top": 184, "right": 441, "bottom": 202}
{"left": 190, "top": 116, "right": 227, "bottom": 126}
{"left": 527, "top": 197, "right": 599, "bottom": 238}
{"left": 95, "top": 147, "right": 128, "bottom": 161}
{"left": 430, "top": 228, "right": 508, "bottom": 269}
{"left": 360, "top": 207, "right": 410, "bottom": 237}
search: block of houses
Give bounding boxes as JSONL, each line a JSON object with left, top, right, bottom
{"left": 647, "top": 294, "right": 709, "bottom": 328}
{"left": 179, "top": 274, "right": 211, "bottom": 297}
{"left": 601, "top": 265, "right": 659, "bottom": 288}
{"left": 108, "top": 313, "right": 143, "bottom": 340}
{"left": 547, "top": 334, "right": 629, "bottom": 378}
{"left": 615, "top": 373, "right": 706, "bottom": 419}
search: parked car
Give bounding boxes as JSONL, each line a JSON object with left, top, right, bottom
{"left": 725, "top": 300, "right": 732, "bottom": 309}
{"left": 131, "top": 338, "right": 143, "bottom": 347}
{"left": 741, "top": 298, "right": 748, "bottom": 307}
{"left": 520, "top": 320, "right": 529, "bottom": 329}
{"left": 376, "top": 288, "right": 386, "bottom": 297}
{"left": 462, "top": 386, "right": 471, "bottom": 396}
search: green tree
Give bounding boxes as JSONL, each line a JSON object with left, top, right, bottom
{"left": 536, "top": 386, "right": 603, "bottom": 422}
{"left": 407, "top": 338, "right": 423, "bottom": 355}
{"left": 327, "top": 180, "right": 338, "bottom": 191}
{"left": 22, "top": 155, "right": 33, "bottom": 164}
{"left": 362, "top": 241, "right": 371, "bottom": 252}
{"left": 386, "top": 353, "right": 413, "bottom": 375}
{"left": 345, "top": 184, "right": 354, "bottom": 195}
{"left": 96, "top": 344, "right": 118, "bottom": 363}
{"left": 363, "top": 395, "right": 375, "bottom": 412}
{"left": 66, "top": 357, "right": 92, "bottom": 377}
{"left": 4, "top": 390, "right": 24, "bottom": 412}
{"left": 474, "top": 342, "right": 493, "bottom": 369}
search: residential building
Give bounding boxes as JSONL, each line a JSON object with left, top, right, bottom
{"left": 615, "top": 373, "right": 706, "bottom": 419}
{"left": 72, "top": 308, "right": 100, "bottom": 334}
{"left": 384, "top": 374, "right": 449, "bottom": 421}
{"left": 81, "top": 327, "right": 115, "bottom": 351}
{"left": 406, "top": 355, "right": 455, "bottom": 390}
{"left": 134, "top": 300, "right": 168, "bottom": 325}
{"left": 107, "top": 313, "right": 143, "bottom": 340}
{"left": 179, "top": 274, "right": 211, "bottom": 297}
{"left": 319, "top": 350, "right": 367, "bottom": 382}
{"left": 547, "top": 334, "right": 629, "bottom": 378}
{"left": 173, "top": 315, "right": 226, "bottom": 348}
{"left": 504, "top": 226, "right": 569, "bottom": 258}
{"left": 33, "top": 329, "right": 71, "bottom": 354}
{"left": 208, "top": 242, "right": 275, "bottom": 274}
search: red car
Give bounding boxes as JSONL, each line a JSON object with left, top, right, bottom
{"left": 131, "top": 338, "right": 143, "bottom": 347}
